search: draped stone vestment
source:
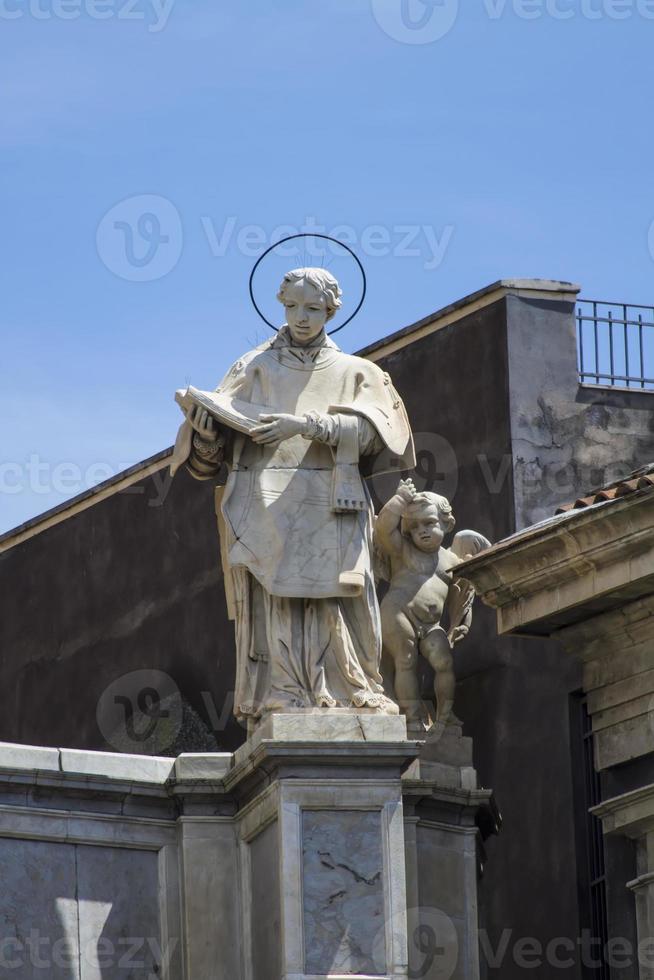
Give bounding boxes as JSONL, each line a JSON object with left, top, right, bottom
{"left": 171, "top": 328, "right": 415, "bottom": 720}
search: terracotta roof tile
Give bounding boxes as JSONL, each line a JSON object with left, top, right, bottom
{"left": 554, "top": 464, "right": 654, "bottom": 514}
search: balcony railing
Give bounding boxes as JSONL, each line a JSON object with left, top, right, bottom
{"left": 577, "top": 300, "right": 654, "bottom": 389}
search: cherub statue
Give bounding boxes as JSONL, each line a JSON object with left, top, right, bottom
{"left": 374, "top": 478, "right": 491, "bottom": 733}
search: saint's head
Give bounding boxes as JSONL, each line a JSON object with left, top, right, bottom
{"left": 277, "top": 268, "right": 342, "bottom": 345}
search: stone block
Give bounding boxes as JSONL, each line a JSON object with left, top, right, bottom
{"left": 595, "top": 714, "right": 654, "bottom": 770}
{"left": 173, "top": 753, "right": 232, "bottom": 780}
{"left": 584, "top": 642, "right": 654, "bottom": 691}
{"left": 253, "top": 709, "right": 407, "bottom": 745}
{"left": 587, "top": 668, "right": 654, "bottom": 714}
{"left": 592, "top": 693, "right": 654, "bottom": 733}
{"left": 418, "top": 722, "right": 474, "bottom": 768}
{"left": 0, "top": 741, "right": 60, "bottom": 772}
{"left": 59, "top": 748, "right": 174, "bottom": 783}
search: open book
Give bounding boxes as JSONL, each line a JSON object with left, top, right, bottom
{"left": 175, "top": 385, "right": 270, "bottom": 435}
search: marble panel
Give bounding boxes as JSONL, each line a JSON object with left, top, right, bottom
{"left": 302, "top": 808, "right": 385, "bottom": 976}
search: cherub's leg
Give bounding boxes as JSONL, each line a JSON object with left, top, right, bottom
{"left": 419, "top": 627, "right": 455, "bottom": 724}
{"left": 381, "top": 608, "right": 421, "bottom": 723}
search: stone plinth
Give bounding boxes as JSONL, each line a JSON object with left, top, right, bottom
{"left": 229, "top": 712, "right": 416, "bottom": 980}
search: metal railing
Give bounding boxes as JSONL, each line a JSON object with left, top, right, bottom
{"left": 577, "top": 299, "right": 654, "bottom": 389}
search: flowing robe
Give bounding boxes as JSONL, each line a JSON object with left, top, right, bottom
{"left": 171, "top": 328, "right": 415, "bottom": 720}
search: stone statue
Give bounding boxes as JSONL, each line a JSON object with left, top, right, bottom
{"left": 374, "top": 478, "right": 490, "bottom": 733}
{"left": 170, "top": 268, "right": 415, "bottom": 726}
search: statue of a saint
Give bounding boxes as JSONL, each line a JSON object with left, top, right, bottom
{"left": 171, "top": 268, "right": 415, "bottom": 725}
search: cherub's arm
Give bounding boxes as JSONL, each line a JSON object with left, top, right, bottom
{"left": 374, "top": 479, "right": 416, "bottom": 558}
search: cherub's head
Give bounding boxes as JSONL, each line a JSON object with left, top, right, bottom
{"left": 402, "top": 492, "right": 455, "bottom": 553}
{"left": 277, "top": 268, "right": 343, "bottom": 345}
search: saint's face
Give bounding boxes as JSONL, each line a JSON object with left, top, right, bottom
{"left": 282, "top": 279, "right": 329, "bottom": 345}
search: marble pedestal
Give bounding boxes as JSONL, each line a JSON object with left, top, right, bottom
{"left": 228, "top": 711, "right": 415, "bottom": 980}
{"left": 220, "top": 711, "right": 497, "bottom": 980}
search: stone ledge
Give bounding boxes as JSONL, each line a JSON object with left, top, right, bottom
{"left": 0, "top": 741, "right": 177, "bottom": 785}
{"left": 59, "top": 748, "right": 175, "bottom": 783}
{"left": 0, "top": 742, "right": 60, "bottom": 772}
{"left": 592, "top": 781, "right": 654, "bottom": 838}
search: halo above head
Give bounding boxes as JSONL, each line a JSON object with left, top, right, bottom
{"left": 248, "top": 234, "right": 367, "bottom": 335}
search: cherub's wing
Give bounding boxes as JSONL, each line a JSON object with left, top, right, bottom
{"left": 450, "top": 529, "right": 492, "bottom": 561}
{"left": 446, "top": 531, "right": 492, "bottom": 642}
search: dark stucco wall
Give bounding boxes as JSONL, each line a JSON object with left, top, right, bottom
{"left": 0, "top": 464, "right": 245, "bottom": 753}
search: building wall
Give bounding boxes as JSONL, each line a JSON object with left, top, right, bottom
{"left": 0, "top": 464, "right": 245, "bottom": 753}
{"left": 505, "top": 293, "right": 654, "bottom": 529}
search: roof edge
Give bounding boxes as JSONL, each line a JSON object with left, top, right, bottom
{"left": 0, "top": 447, "right": 173, "bottom": 553}
{"left": 356, "top": 278, "right": 581, "bottom": 360}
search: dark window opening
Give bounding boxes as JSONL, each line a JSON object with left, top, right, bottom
{"left": 570, "top": 691, "right": 610, "bottom": 979}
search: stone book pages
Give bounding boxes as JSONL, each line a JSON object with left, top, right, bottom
{"left": 175, "top": 385, "right": 269, "bottom": 435}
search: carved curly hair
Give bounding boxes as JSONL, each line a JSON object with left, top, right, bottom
{"left": 401, "top": 492, "right": 456, "bottom": 535}
{"left": 276, "top": 267, "right": 343, "bottom": 322}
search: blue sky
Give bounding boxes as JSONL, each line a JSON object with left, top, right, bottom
{"left": 2, "top": 0, "right": 653, "bottom": 532}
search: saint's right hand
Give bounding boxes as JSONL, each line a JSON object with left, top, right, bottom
{"left": 186, "top": 405, "right": 218, "bottom": 442}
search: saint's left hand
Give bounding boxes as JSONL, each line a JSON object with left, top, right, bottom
{"left": 250, "top": 413, "right": 305, "bottom": 446}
